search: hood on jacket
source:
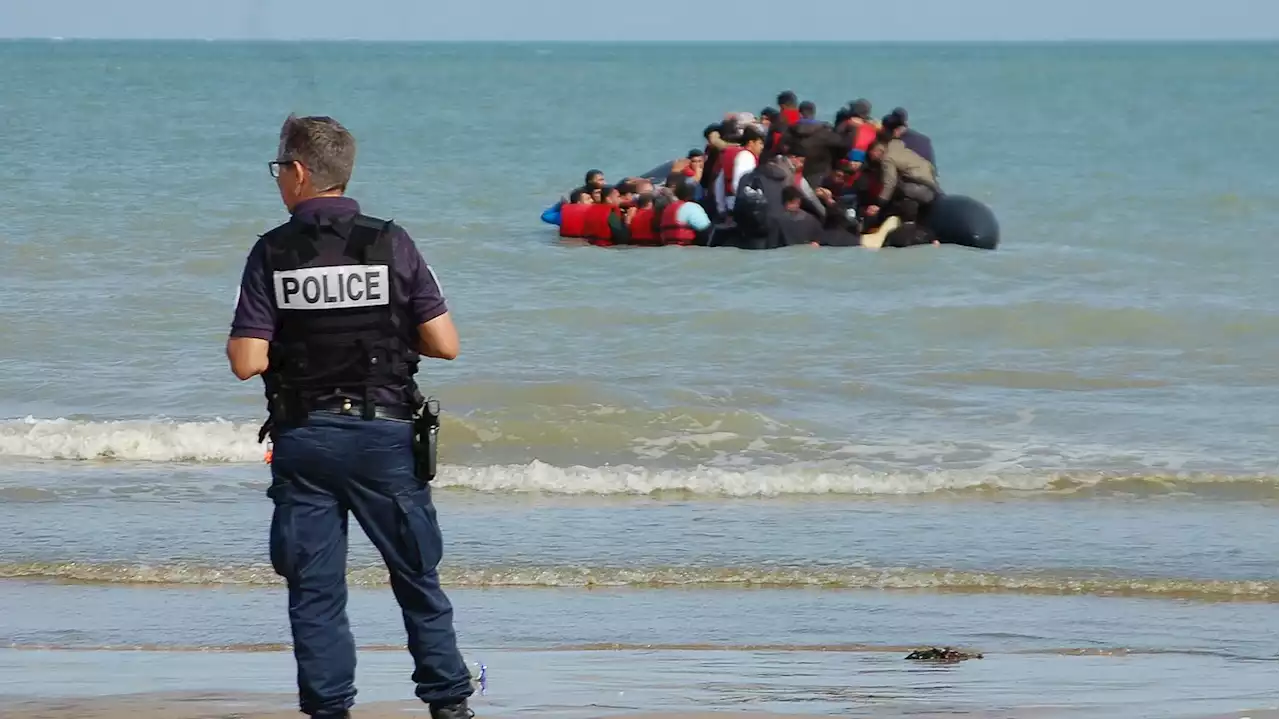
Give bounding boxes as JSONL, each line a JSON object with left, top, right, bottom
{"left": 760, "top": 154, "right": 797, "bottom": 181}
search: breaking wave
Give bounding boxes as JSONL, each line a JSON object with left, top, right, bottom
{"left": 0, "top": 417, "right": 1272, "bottom": 500}
{"left": 0, "top": 561, "right": 1271, "bottom": 603}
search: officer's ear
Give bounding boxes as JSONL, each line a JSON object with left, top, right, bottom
{"left": 290, "top": 160, "right": 311, "bottom": 191}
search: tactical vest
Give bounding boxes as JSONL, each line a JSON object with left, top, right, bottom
{"left": 259, "top": 213, "right": 420, "bottom": 424}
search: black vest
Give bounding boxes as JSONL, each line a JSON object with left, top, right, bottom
{"left": 259, "top": 213, "right": 420, "bottom": 420}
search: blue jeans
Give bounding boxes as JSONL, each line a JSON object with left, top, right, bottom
{"left": 267, "top": 411, "right": 473, "bottom": 716}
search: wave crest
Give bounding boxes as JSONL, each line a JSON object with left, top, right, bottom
{"left": 2, "top": 561, "right": 1271, "bottom": 603}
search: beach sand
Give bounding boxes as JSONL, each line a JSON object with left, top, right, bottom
{"left": 2, "top": 693, "right": 1275, "bottom": 719}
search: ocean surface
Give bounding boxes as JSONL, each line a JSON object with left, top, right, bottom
{"left": 0, "top": 40, "right": 1276, "bottom": 717}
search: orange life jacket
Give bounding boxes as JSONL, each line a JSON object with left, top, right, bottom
{"left": 658, "top": 201, "right": 697, "bottom": 246}
{"left": 628, "top": 207, "right": 660, "bottom": 245}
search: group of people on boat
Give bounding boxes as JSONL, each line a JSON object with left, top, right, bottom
{"left": 543, "top": 90, "right": 946, "bottom": 249}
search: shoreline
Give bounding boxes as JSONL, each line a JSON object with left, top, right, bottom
{"left": 1, "top": 693, "right": 1274, "bottom": 719}
{"left": 1, "top": 646, "right": 1274, "bottom": 719}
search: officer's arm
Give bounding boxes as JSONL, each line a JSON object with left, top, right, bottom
{"left": 226, "top": 337, "right": 269, "bottom": 380}
{"left": 417, "top": 313, "right": 458, "bottom": 360}
{"left": 227, "top": 241, "right": 275, "bottom": 381}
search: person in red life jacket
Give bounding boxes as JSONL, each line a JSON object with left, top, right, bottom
{"left": 659, "top": 180, "right": 712, "bottom": 246}
{"left": 670, "top": 150, "right": 707, "bottom": 203}
{"left": 557, "top": 189, "right": 597, "bottom": 239}
{"left": 758, "top": 106, "right": 783, "bottom": 155}
{"left": 699, "top": 112, "right": 743, "bottom": 196}
{"left": 682, "top": 149, "right": 705, "bottom": 181}
{"left": 625, "top": 194, "right": 662, "bottom": 246}
{"left": 713, "top": 126, "right": 765, "bottom": 219}
{"left": 776, "top": 90, "right": 801, "bottom": 127}
{"left": 581, "top": 186, "right": 630, "bottom": 246}
{"left": 841, "top": 99, "right": 880, "bottom": 154}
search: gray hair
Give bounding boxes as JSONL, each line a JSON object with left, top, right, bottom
{"left": 277, "top": 114, "right": 356, "bottom": 192}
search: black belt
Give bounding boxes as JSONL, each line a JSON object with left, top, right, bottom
{"left": 310, "top": 397, "right": 416, "bottom": 421}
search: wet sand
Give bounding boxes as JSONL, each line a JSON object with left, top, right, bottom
{"left": 1, "top": 693, "right": 1274, "bottom": 719}
{"left": 2, "top": 644, "right": 1276, "bottom": 719}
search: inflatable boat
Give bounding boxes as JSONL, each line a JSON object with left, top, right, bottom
{"left": 542, "top": 161, "right": 1000, "bottom": 251}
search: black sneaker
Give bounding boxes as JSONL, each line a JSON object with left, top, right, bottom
{"left": 430, "top": 700, "right": 475, "bottom": 719}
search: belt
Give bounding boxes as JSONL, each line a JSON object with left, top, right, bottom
{"left": 310, "top": 397, "right": 416, "bottom": 421}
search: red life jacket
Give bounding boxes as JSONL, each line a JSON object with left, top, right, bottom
{"left": 781, "top": 107, "right": 801, "bottom": 126}
{"left": 767, "top": 126, "right": 784, "bottom": 153}
{"left": 628, "top": 207, "right": 660, "bottom": 245}
{"left": 718, "top": 146, "right": 755, "bottom": 199}
{"left": 658, "top": 201, "right": 698, "bottom": 246}
{"left": 558, "top": 203, "right": 591, "bottom": 238}
{"left": 853, "top": 122, "right": 877, "bottom": 151}
{"left": 583, "top": 204, "right": 618, "bottom": 246}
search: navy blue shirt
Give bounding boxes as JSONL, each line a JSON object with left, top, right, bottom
{"left": 230, "top": 196, "right": 447, "bottom": 342}
{"left": 901, "top": 129, "right": 936, "bottom": 167}
{"left": 230, "top": 197, "right": 449, "bottom": 408}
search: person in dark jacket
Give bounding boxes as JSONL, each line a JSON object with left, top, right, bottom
{"left": 784, "top": 102, "right": 854, "bottom": 189}
{"left": 771, "top": 185, "right": 825, "bottom": 247}
{"left": 888, "top": 107, "right": 936, "bottom": 169}
{"left": 735, "top": 146, "right": 825, "bottom": 230}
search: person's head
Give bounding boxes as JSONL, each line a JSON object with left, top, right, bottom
{"left": 616, "top": 179, "right": 638, "bottom": 197}
{"left": 798, "top": 101, "right": 816, "bottom": 119}
{"left": 599, "top": 186, "right": 622, "bottom": 205}
{"left": 891, "top": 106, "right": 909, "bottom": 125}
{"left": 866, "top": 142, "right": 887, "bottom": 163}
{"left": 568, "top": 188, "right": 592, "bottom": 204}
{"left": 270, "top": 114, "right": 356, "bottom": 211}
{"left": 672, "top": 178, "right": 695, "bottom": 202}
{"left": 760, "top": 107, "right": 779, "bottom": 126}
{"left": 881, "top": 114, "right": 906, "bottom": 138}
{"left": 780, "top": 185, "right": 804, "bottom": 211}
{"left": 585, "top": 169, "right": 606, "bottom": 189}
{"left": 740, "top": 126, "right": 766, "bottom": 156}
{"left": 828, "top": 167, "right": 848, "bottom": 186}
{"left": 776, "top": 90, "right": 798, "bottom": 109}
{"left": 687, "top": 148, "right": 705, "bottom": 168}
{"left": 849, "top": 98, "right": 872, "bottom": 120}
{"left": 834, "top": 107, "right": 852, "bottom": 126}
{"left": 633, "top": 193, "right": 654, "bottom": 210}
{"left": 720, "top": 111, "right": 743, "bottom": 136}
{"left": 589, "top": 187, "right": 603, "bottom": 203}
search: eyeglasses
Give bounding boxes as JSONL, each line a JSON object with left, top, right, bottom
{"left": 268, "top": 159, "right": 302, "bottom": 178}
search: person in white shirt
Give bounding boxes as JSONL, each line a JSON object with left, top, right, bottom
{"left": 713, "top": 126, "right": 765, "bottom": 218}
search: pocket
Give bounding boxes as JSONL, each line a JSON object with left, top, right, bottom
{"left": 267, "top": 484, "right": 297, "bottom": 581}
{"left": 394, "top": 487, "right": 443, "bottom": 575}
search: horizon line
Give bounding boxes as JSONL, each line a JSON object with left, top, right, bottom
{"left": 1, "top": 36, "right": 1276, "bottom": 43}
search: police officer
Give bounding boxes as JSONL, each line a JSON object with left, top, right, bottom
{"left": 226, "top": 114, "right": 475, "bottom": 719}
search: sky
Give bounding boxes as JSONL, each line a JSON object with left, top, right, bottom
{"left": 0, "top": 0, "right": 1276, "bottom": 41}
